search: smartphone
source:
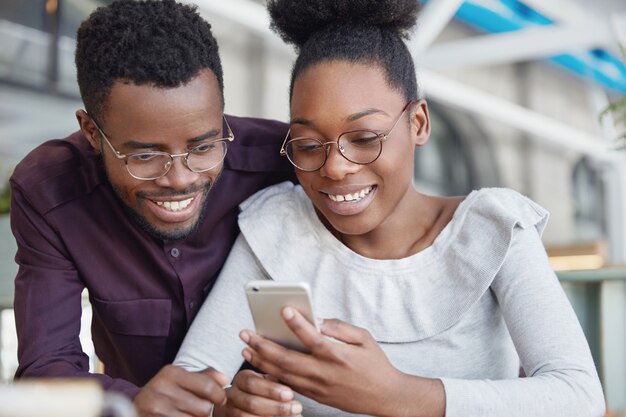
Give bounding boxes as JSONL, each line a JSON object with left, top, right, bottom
{"left": 245, "top": 280, "right": 318, "bottom": 353}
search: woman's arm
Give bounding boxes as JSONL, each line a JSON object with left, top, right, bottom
{"left": 441, "top": 226, "right": 605, "bottom": 417}
{"left": 174, "top": 235, "right": 301, "bottom": 417}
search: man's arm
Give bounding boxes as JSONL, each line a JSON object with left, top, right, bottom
{"left": 10, "top": 181, "right": 139, "bottom": 397}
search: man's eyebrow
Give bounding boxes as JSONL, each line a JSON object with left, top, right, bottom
{"left": 121, "top": 141, "right": 160, "bottom": 150}
{"left": 290, "top": 109, "right": 389, "bottom": 126}
{"left": 120, "top": 129, "right": 220, "bottom": 150}
{"left": 188, "top": 129, "right": 220, "bottom": 144}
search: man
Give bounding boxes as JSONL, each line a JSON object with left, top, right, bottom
{"left": 10, "top": 0, "right": 293, "bottom": 415}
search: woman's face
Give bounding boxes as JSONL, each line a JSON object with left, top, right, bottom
{"left": 290, "top": 60, "right": 430, "bottom": 237}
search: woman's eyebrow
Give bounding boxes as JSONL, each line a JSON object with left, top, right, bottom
{"left": 290, "top": 117, "right": 313, "bottom": 126}
{"left": 290, "top": 109, "right": 388, "bottom": 126}
{"left": 345, "top": 108, "right": 388, "bottom": 122}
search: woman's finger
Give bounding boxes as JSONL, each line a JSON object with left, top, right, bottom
{"left": 242, "top": 347, "right": 322, "bottom": 395}
{"left": 281, "top": 307, "right": 327, "bottom": 353}
{"left": 318, "top": 318, "right": 371, "bottom": 345}
{"left": 234, "top": 370, "right": 294, "bottom": 401}
{"left": 240, "top": 330, "right": 316, "bottom": 376}
{"left": 228, "top": 370, "right": 303, "bottom": 416}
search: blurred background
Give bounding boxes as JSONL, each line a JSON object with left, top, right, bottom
{"left": 0, "top": 0, "right": 625, "bottom": 412}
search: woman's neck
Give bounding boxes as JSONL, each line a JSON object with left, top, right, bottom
{"left": 325, "top": 191, "right": 464, "bottom": 260}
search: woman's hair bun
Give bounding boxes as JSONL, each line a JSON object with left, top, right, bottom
{"left": 267, "top": 0, "right": 420, "bottom": 47}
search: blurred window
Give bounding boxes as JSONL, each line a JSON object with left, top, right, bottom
{"left": 413, "top": 102, "right": 499, "bottom": 196}
{"left": 572, "top": 157, "right": 606, "bottom": 241}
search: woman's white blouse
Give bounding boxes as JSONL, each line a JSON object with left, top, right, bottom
{"left": 175, "top": 182, "right": 605, "bottom": 417}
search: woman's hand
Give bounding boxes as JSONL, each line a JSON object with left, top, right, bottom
{"left": 215, "top": 369, "right": 303, "bottom": 417}
{"left": 239, "top": 308, "right": 411, "bottom": 416}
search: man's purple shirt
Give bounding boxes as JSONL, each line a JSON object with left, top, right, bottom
{"left": 9, "top": 115, "right": 294, "bottom": 397}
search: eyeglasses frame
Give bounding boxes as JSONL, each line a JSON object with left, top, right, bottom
{"left": 90, "top": 115, "right": 235, "bottom": 181}
{"left": 280, "top": 100, "right": 414, "bottom": 172}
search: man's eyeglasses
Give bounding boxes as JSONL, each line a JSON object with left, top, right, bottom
{"left": 91, "top": 116, "right": 235, "bottom": 181}
{"left": 280, "top": 101, "right": 413, "bottom": 172}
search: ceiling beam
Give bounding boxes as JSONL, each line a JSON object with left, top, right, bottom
{"left": 421, "top": 24, "right": 614, "bottom": 70}
{"left": 522, "top": 0, "right": 624, "bottom": 58}
{"left": 521, "top": 0, "right": 595, "bottom": 24}
{"left": 408, "top": 0, "right": 465, "bottom": 54}
{"left": 420, "top": 69, "right": 612, "bottom": 160}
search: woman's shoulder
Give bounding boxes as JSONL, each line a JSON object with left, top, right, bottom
{"left": 450, "top": 187, "right": 549, "bottom": 238}
{"left": 239, "top": 180, "right": 302, "bottom": 215}
{"left": 391, "top": 188, "right": 552, "bottom": 341}
{"left": 238, "top": 181, "right": 318, "bottom": 250}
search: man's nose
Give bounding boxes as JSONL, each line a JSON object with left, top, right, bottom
{"left": 154, "top": 156, "right": 199, "bottom": 189}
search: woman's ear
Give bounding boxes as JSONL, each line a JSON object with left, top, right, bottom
{"left": 410, "top": 99, "right": 431, "bottom": 147}
{"left": 75, "top": 109, "right": 101, "bottom": 152}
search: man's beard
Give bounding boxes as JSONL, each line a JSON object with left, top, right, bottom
{"left": 104, "top": 167, "right": 216, "bottom": 242}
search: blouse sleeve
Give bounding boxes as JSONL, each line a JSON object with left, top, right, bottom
{"left": 174, "top": 235, "right": 264, "bottom": 381}
{"left": 441, "top": 226, "right": 606, "bottom": 417}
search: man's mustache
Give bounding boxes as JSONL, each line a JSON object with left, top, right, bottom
{"left": 137, "top": 181, "right": 212, "bottom": 199}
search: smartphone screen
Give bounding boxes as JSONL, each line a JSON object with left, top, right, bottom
{"left": 245, "top": 281, "right": 317, "bottom": 353}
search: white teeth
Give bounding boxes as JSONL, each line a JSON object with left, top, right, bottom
{"left": 154, "top": 197, "right": 194, "bottom": 212}
{"left": 328, "top": 186, "right": 373, "bottom": 203}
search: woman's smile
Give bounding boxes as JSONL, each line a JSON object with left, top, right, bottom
{"left": 320, "top": 185, "right": 377, "bottom": 216}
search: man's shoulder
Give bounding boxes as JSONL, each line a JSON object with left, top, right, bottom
{"left": 225, "top": 114, "right": 287, "bottom": 146}
{"left": 223, "top": 115, "right": 292, "bottom": 173}
{"left": 11, "top": 131, "right": 103, "bottom": 215}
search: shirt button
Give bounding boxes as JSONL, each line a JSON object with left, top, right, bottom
{"left": 170, "top": 248, "right": 180, "bottom": 258}
{"left": 189, "top": 301, "right": 195, "bottom": 309}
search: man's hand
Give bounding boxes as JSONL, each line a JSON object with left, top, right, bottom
{"left": 134, "top": 364, "right": 228, "bottom": 417}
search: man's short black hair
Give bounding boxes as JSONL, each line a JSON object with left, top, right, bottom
{"left": 76, "top": 0, "right": 224, "bottom": 123}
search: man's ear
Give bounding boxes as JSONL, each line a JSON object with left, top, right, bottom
{"left": 76, "top": 109, "right": 101, "bottom": 152}
{"left": 410, "top": 99, "right": 431, "bottom": 147}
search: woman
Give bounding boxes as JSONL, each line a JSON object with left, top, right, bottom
{"left": 175, "top": 1, "right": 605, "bottom": 416}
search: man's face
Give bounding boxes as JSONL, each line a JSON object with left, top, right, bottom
{"left": 80, "top": 70, "right": 226, "bottom": 241}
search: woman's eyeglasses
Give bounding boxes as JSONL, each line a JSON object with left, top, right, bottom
{"left": 280, "top": 101, "right": 413, "bottom": 172}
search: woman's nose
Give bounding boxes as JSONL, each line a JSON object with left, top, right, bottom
{"left": 319, "top": 143, "right": 360, "bottom": 180}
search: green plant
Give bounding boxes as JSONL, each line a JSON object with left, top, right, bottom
{"left": 0, "top": 178, "right": 10, "bottom": 215}
{"left": 600, "top": 44, "right": 626, "bottom": 149}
